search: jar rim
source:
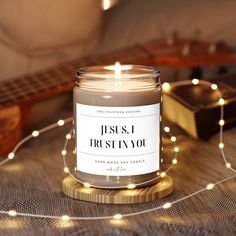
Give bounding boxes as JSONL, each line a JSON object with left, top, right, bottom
{"left": 76, "top": 65, "right": 161, "bottom": 91}
{"left": 76, "top": 65, "right": 160, "bottom": 81}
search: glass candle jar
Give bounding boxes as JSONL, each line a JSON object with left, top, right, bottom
{"left": 73, "top": 64, "right": 162, "bottom": 189}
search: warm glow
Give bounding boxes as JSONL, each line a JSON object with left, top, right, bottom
{"left": 160, "top": 172, "right": 166, "bottom": 178}
{"left": 219, "top": 120, "right": 225, "bottom": 126}
{"left": 83, "top": 182, "right": 91, "bottom": 188}
{"left": 8, "top": 210, "right": 17, "bottom": 216}
{"left": 172, "top": 159, "right": 178, "bottom": 164}
{"left": 192, "top": 78, "right": 199, "bottom": 85}
{"left": 206, "top": 183, "right": 214, "bottom": 190}
{"left": 163, "top": 202, "right": 172, "bottom": 209}
{"left": 113, "top": 214, "right": 122, "bottom": 220}
{"left": 162, "top": 82, "right": 171, "bottom": 92}
{"left": 0, "top": 77, "right": 231, "bottom": 222}
{"left": 32, "top": 130, "right": 39, "bottom": 137}
{"left": 61, "top": 215, "right": 70, "bottom": 221}
{"left": 226, "top": 163, "right": 231, "bottom": 168}
{"left": 170, "top": 136, "right": 176, "bottom": 142}
{"left": 219, "top": 143, "right": 224, "bottom": 149}
{"left": 164, "top": 126, "right": 170, "bottom": 133}
{"left": 174, "top": 147, "right": 179, "bottom": 152}
{"left": 0, "top": 76, "right": 232, "bottom": 224}
{"left": 61, "top": 150, "right": 67, "bottom": 155}
{"left": 104, "top": 62, "right": 132, "bottom": 76}
{"left": 219, "top": 98, "right": 225, "bottom": 105}
{"left": 114, "top": 62, "right": 121, "bottom": 78}
{"left": 8, "top": 152, "right": 15, "bottom": 160}
{"left": 58, "top": 120, "right": 65, "bottom": 126}
{"left": 211, "top": 84, "right": 218, "bottom": 90}
{"left": 127, "top": 183, "right": 136, "bottom": 189}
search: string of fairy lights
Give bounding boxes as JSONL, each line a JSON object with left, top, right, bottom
{"left": 0, "top": 79, "right": 235, "bottom": 222}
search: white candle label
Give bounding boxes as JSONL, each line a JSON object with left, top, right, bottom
{"left": 76, "top": 103, "right": 160, "bottom": 176}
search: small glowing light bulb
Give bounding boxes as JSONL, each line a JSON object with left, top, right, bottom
{"left": 61, "top": 150, "right": 67, "bottom": 155}
{"left": 8, "top": 152, "right": 15, "bottom": 160}
{"left": 219, "top": 143, "right": 224, "bottom": 149}
{"left": 160, "top": 172, "right": 166, "bottom": 178}
{"left": 163, "top": 202, "right": 172, "bottom": 209}
{"left": 172, "top": 159, "right": 178, "bottom": 164}
{"left": 113, "top": 214, "right": 122, "bottom": 220}
{"left": 219, "top": 120, "right": 225, "bottom": 126}
{"left": 219, "top": 98, "right": 225, "bottom": 105}
{"left": 164, "top": 126, "right": 170, "bottom": 133}
{"left": 58, "top": 120, "right": 65, "bottom": 126}
{"left": 174, "top": 147, "right": 179, "bottom": 152}
{"left": 192, "top": 78, "right": 199, "bottom": 85}
{"left": 102, "top": 0, "right": 111, "bottom": 11}
{"left": 206, "top": 183, "right": 214, "bottom": 190}
{"left": 61, "top": 215, "right": 70, "bottom": 221}
{"left": 162, "top": 82, "right": 171, "bottom": 92}
{"left": 83, "top": 182, "right": 91, "bottom": 188}
{"left": 127, "top": 183, "right": 136, "bottom": 189}
{"left": 8, "top": 210, "right": 17, "bottom": 216}
{"left": 226, "top": 163, "right": 231, "bottom": 168}
{"left": 170, "top": 136, "right": 176, "bottom": 142}
{"left": 64, "top": 167, "right": 69, "bottom": 173}
{"left": 211, "top": 84, "right": 218, "bottom": 90}
{"left": 32, "top": 130, "right": 39, "bottom": 137}
{"left": 66, "top": 134, "right": 72, "bottom": 140}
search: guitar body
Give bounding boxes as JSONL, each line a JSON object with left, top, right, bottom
{"left": 0, "top": 106, "right": 22, "bottom": 155}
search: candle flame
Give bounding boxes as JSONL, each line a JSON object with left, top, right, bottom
{"left": 104, "top": 62, "right": 132, "bottom": 79}
{"left": 114, "top": 62, "right": 121, "bottom": 78}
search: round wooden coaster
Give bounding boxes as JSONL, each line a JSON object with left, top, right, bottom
{"left": 62, "top": 175, "right": 173, "bottom": 204}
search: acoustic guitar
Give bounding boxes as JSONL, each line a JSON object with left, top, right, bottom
{"left": 0, "top": 38, "right": 235, "bottom": 155}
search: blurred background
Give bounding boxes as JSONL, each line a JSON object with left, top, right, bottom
{"left": 1, "top": 0, "right": 236, "bottom": 153}
{"left": 1, "top": 0, "right": 236, "bottom": 81}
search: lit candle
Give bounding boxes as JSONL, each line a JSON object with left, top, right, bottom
{"left": 73, "top": 63, "right": 162, "bottom": 188}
